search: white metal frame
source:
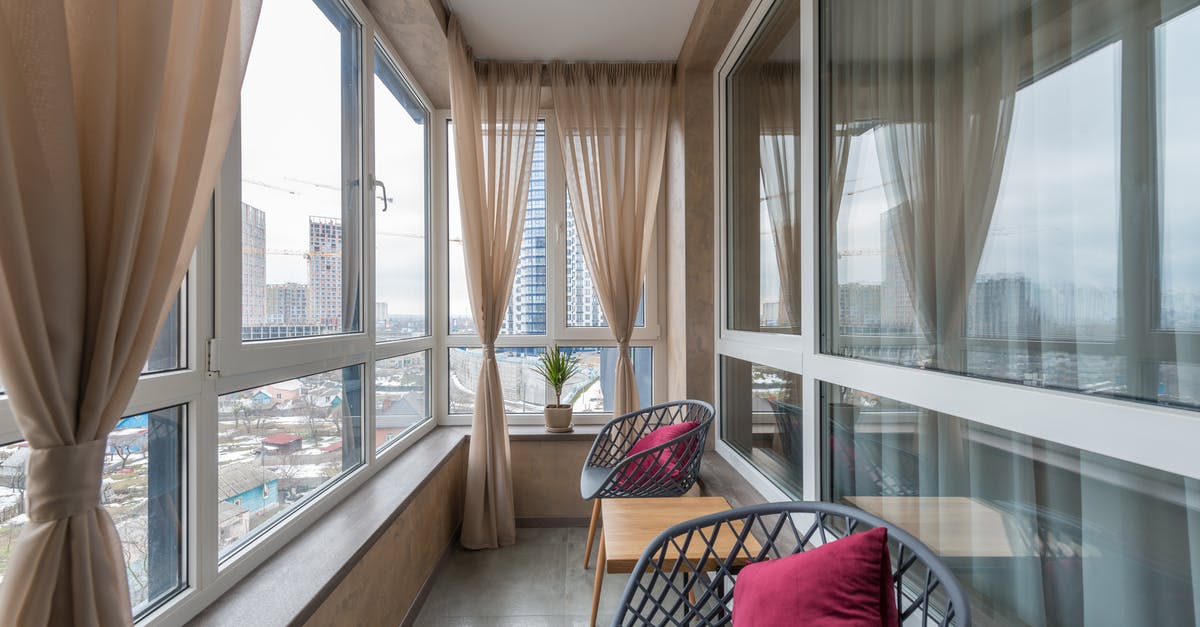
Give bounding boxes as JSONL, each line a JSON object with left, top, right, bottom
{"left": 436, "top": 109, "right": 668, "bottom": 427}
{"left": 711, "top": 0, "right": 1200, "bottom": 510}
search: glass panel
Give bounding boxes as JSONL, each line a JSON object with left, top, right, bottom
{"left": 720, "top": 356, "right": 803, "bottom": 495}
{"left": 373, "top": 47, "right": 428, "bottom": 341}
{"left": 820, "top": 0, "right": 1200, "bottom": 410}
{"left": 565, "top": 198, "right": 645, "bottom": 328}
{"left": 448, "top": 347, "right": 545, "bottom": 414}
{"left": 216, "top": 365, "right": 364, "bottom": 557}
{"left": 725, "top": 3, "right": 803, "bottom": 334}
{"left": 448, "top": 120, "right": 547, "bottom": 336}
{"left": 1158, "top": 5, "right": 1200, "bottom": 332}
{"left": 821, "top": 381, "right": 1200, "bottom": 626}
{"left": 374, "top": 351, "right": 429, "bottom": 451}
{"left": 560, "top": 347, "right": 652, "bottom": 413}
{"left": 240, "top": 0, "right": 361, "bottom": 341}
{"left": 0, "top": 406, "right": 185, "bottom": 617}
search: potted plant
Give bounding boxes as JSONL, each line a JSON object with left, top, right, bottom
{"left": 534, "top": 345, "right": 581, "bottom": 433}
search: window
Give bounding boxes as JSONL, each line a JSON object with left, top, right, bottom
{"left": 561, "top": 346, "right": 652, "bottom": 413}
{"left": 374, "top": 351, "right": 429, "bottom": 451}
{"left": 717, "top": 1, "right": 1200, "bottom": 625}
{"left": 0, "top": 406, "right": 184, "bottom": 619}
{"left": 565, "top": 198, "right": 645, "bottom": 328}
{"left": 373, "top": 45, "right": 428, "bottom": 342}
{"left": 216, "top": 366, "right": 364, "bottom": 557}
{"left": 447, "top": 120, "right": 548, "bottom": 336}
{"left": 819, "top": 0, "right": 1200, "bottom": 411}
{"left": 445, "top": 115, "right": 662, "bottom": 420}
{"left": 725, "top": 11, "right": 803, "bottom": 335}
{"left": 1157, "top": 5, "right": 1200, "bottom": 334}
{"left": 720, "top": 357, "right": 802, "bottom": 495}
{"left": 240, "top": 0, "right": 362, "bottom": 341}
{"left": 448, "top": 347, "right": 545, "bottom": 414}
{"left": 821, "top": 381, "right": 1200, "bottom": 626}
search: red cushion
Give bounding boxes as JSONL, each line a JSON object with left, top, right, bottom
{"left": 732, "top": 526, "right": 899, "bottom": 627}
{"left": 617, "top": 421, "right": 700, "bottom": 488}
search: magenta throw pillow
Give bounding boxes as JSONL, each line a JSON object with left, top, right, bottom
{"left": 732, "top": 526, "right": 899, "bottom": 627}
{"left": 617, "top": 421, "right": 700, "bottom": 488}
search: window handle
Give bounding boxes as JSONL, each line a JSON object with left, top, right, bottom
{"left": 373, "top": 177, "right": 389, "bottom": 212}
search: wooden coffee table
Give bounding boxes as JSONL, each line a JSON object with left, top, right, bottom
{"left": 590, "top": 496, "right": 758, "bottom": 627}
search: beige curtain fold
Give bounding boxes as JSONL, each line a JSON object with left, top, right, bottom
{"left": 0, "top": 2, "right": 253, "bottom": 623}
{"left": 549, "top": 62, "right": 672, "bottom": 418}
{"left": 446, "top": 16, "right": 540, "bottom": 550}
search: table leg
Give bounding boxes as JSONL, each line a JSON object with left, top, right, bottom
{"left": 591, "top": 534, "right": 606, "bottom": 627}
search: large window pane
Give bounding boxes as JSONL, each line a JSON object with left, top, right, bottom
{"left": 447, "top": 120, "right": 547, "bottom": 336}
{"left": 0, "top": 406, "right": 184, "bottom": 617}
{"left": 216, "top": 366, "right": 364, "bottom": 557}
{"left": 240, "top": 0, "right": 362, "bottom": 341}
{"left": 564, "top": 199, "right": 645, "bottom": 329}
{"left": 720, "top": 356, "right": 802, "bottom": 495}
{"left": 448, "top": 347, "right": 545, "bottom": 414}
{"left": 374, "top": 351, "right": 429, "bottom": 451}
{"left": 374, "top": 47, "right": 427, "bottom": 341}
{"left": 820, "top": 0, "right": 1200, "bottom": 410}
{"left": 725, "top": 3, "right": 802, "bottom": 334}
{"left": 560, "top": 346, "right": 652, "bottom": 413}
{"left": 821, "top": 381, "right": 1200, "bottom": 626}
{"left": 1158, "top": 5, "right": 1200, "bottom": 332}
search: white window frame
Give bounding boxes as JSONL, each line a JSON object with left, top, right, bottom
{"left": 712, "top": 0, "right": 1200, "bottom": 512}
{"left": 437, "top": 109, "right": 667, "bottom": 426}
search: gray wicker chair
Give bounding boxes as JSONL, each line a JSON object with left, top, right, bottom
{"left": 581, "top": 400, "right": 715, "bottom": 568}
{"left": 612, "top": 501, "right": 971, "bottom": 626}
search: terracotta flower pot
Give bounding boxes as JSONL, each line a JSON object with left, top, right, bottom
{"left": 544, "top": 404, "right": 574, "bottom": 433}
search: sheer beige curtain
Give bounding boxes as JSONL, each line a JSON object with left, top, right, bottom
{"left": 549, "top": 62, "right": 672, "bottom": 417}
{"left": 446, "top": 16, "right": 541, "bottom": 550}
{"left": 0, "top": 1, "right": 254, "bottom": 623}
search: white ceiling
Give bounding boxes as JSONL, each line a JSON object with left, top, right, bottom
{"left": 444, "top": 0, "right": 702, "bottom": 61}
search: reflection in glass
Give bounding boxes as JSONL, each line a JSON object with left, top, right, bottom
{"left": 374, "top": 47, "right": 427, "bottom": 342}
{"left": 448, "top": 347, "right": 545, "bottom": 414}
{"left": 726, "top": 2, "right": 802, "bottom": 334}
{"left": 822, "top": 381, "right": 1200, "bottom": 626}
{"left": 1158, "top": 5, "right": 1200, "bottom": 332}
{"left": 0, "top": 407, "right": 185, "bottom": 617}
{"left": 720, "top": 356, "right": 803, "bottom": 495}
{"left": 374, "top": 352, "right": 429, "bottom": 451}
{"left": 240, "top": 0, "right": 361, "bottom": 341}
{"left": 820, "top": 0, "right": 1200, "bottom": 410}
{"left": 216, "top": 366, "right": 364, "bottom": 556}
{"left": 560, "top": 347, "right": 652, "bottom": 414}
{"left": 448, "top": 121, "right": 547, "bottom": 336}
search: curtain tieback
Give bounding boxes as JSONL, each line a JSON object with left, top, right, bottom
{"left": 25, "top": 439, "right": 107, "bottom": 522}
{"left": 482, "top": 343, "right": 496, "bottom": 359}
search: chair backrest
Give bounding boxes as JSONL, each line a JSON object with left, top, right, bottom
{"left": 584, "top": 400, "right": 715, "bottom": 499}
{"left": 613, "top": 501, "right": 970, "bottom": 626}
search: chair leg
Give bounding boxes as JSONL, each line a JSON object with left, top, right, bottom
{"left": 584, "top": 498, "right": 601, "bottom": 568}
{"left": 591, "top": 534, "right": 606, "bottom": 627}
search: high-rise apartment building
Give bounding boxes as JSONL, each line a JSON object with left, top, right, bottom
{"left": 308, "top": 216, "right": 343, "bottom": 331}
{"left": 504, "top": 126, "right": 547, "bottom": 335}
{"left": 241, "top": 203, "right": 267, "bottom": 328}
{"left": 566, "top": 206, "right": 605, "bottom": 327}
{"left": 266, "top": 283, "right": 308, "bottom": 325}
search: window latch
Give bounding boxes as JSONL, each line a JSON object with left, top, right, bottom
{"left": 372, "top": 177, "right": 389, "bottom": 212}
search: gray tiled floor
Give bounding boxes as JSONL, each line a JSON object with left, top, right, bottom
{"left": 413, "top": 527, "right": 628, "bottom": 626}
